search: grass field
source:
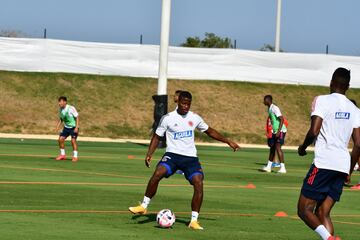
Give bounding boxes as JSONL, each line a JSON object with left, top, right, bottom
{"left": 0, "top": 138, "right": 359, "bottom": 240}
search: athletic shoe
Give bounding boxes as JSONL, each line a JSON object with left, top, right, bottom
{"left": 55, "top": 155, "right": 66, "bottom": 161}
{"left": 188, "top": 220, "right": 204, "bottom": 230}
{"left": 327, "top": 236, "right": 341, "bottom": 240}
{"left": 72, "top": 157, "right": 79, "bottom": 162}
{"left": 261, "top": 166, "right": 272, "bottom": 173}
{"left": 128, "top": 205, "right": 147, "bottom": 215}
{"left": 278, "top": 168, "right": 287, "bottom": 174}
{"left": 176, "top": 170, "right": 184, "bottom": 175}
{"left": 350, "top": 184, "right": 360, "bottom": 190}
{"left": 272, "top": 162, "right": 281, "bottom": 168}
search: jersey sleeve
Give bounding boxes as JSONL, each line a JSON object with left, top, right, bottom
{"left": 271, "top": 105, "right": 282, "bottom": 117}
{"left": 69, "top": 106, "right": 79, "bottom": 118}
{"left": 155, "top": 115, "right": 168, "bottom": 137}
{"left": 353, "top": 108, "right": 360, "bottom": 129}
{"left": 195, "top": 115, "right": 209, "bottom": 132}
{"left": 311, "top": 96, "right": 326, "bottom": 119}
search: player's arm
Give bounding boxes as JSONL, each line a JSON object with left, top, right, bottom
{"left": 205, "top": 127, "right": 240, "bottom": 151}
{"left": 145, "top": 134, "right": 160, "bottom": 168}
{"left": 276, "top": 116, "right": 284, "bottom": 137}
{"left": 55, "top": 119, "right": 62, "bottom": 133}
{"left": 74, "top": 117, "right": 79, "bottom": 133}
{"left": 350, "top": 128, "right": 360, "bottom": 177}
{"left": 298, "top": 116, "right": 323, "bottom": 156}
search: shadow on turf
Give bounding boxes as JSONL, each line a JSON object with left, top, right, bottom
{"left": 132, "top": 214, "right": 216, "bottom": 227}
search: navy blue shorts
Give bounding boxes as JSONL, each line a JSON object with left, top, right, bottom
{"left": 301, "top": 164, "right": 347, "bottom": 202}
{"left": 60, "top": 127, "right": 78, "bottom": 139}
{"left": 157, "top": 152, "right": 204, "bottom": 184}
{"left": 268, "top": 132, "right": 286, "bottom": 147}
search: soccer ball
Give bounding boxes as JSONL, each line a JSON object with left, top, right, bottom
{"left": 156, "top": 209, "right": 175, "bottom": 228}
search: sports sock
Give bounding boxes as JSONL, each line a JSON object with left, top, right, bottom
{"left": 60, "top": 149, "right": 65, "bottom": 155}
{"left": 314, "top": 225, "right": 331, "bottom": 240}
{"left": 141, "top": 196, "right": 151, "bottom": 208}
{"left": 73, "top": 151, "right": 78, "bottom": 158}
{"left": 191, "top": 211, "right": 199, "bottom": 222}
{"left": 266, "top": 160, "right": 272, "bottom": 168}
{"left": 280, "top": 163, "right": 286, "bottom": 169}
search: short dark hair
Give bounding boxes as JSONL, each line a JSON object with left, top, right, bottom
{"left": 332, "top": 68, "right": 350, "bottom": 86}
{"left": 179, "top": 91, "right": 192, "bottom": 101}
{"left": 175, "top": 90, "right": 182, "bottom": 95}
{"left": 264, "top": 95, "right": 273, "bottom": 102}
{"left": 58, "top": 96, "right": 67, "bottom": 102}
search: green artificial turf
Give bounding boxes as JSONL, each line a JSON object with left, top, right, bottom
{"left": 0, "top": 138, "right": 359, "bottom": 239}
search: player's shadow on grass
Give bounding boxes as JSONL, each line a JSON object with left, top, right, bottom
{"left": 132, "top": 214, "right": 215, "bottom": 227}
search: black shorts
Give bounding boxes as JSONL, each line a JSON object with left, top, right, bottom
{"left": 268, "top": 132, "right": 286, "bottom": 147}
{"left": 60, "top": 127, "right": 78, "bottom": 139}
{"left": 157, "top": 152, "right": 204, "bottom": 184}
{"left": 301, "top": 164, "right": 347, "bottom": 202}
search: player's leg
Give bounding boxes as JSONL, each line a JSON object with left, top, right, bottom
{"left": 276, "top": 132, "right": 286, "bottom": 173}
{"left": 315, "top": 196, "right": 336, "bottom": 235}
{"left": 56, "top": 133, "right": 67, "bottom": 160}
{"left": 262, "top": 137, "right": 275, "bottom": 172}
{"left": 129, "top": 155, "right": 176, "bottom": 215}
{"left": 191, "top": 174, "right": 204, "bottom": 213}
{"left": 144, "top": 165, "right": 168, "bottom": 199}
{"left": 70, "top": 128, "right": 79, "bottom": 162}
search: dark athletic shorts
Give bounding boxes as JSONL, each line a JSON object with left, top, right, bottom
{"left": 157, "top": 152, "right": 204, "bottom": 184}
{"left": 60, "top": 127, "right": 78, "bottom": 139}
{"left": 301, "top": 164, "right": 347, "bottom": 202}
{"left": 268, "top": 132, "right": 286, "bottom": 147}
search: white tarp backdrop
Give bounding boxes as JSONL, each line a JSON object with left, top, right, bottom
{"left": 1, "top": 37, "right": 360, "bottom": 87}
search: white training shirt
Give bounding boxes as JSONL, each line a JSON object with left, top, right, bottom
{"left": 311, "top": 93, "right": 360, "bottom": 174}
{"left": 60, "top": 105, "right": 79, "bottom": 128}
{"left": 155, "top": 110, "right": 209, "bottom": 157}
{"left": 269, "top": 104, "right": 287, "bottom": 133}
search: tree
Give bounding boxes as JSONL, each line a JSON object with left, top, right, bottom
{"left": 0, "top": 30, "right": 26, "bottom": 38}
{"left": 260, "top": 44, "right": 284, "bottom": 52}
{"left": 181, "top": 32, "right": 233, "bottom": 49}
{"left": 180, "top": 36, "right": 201, "bottom": 48}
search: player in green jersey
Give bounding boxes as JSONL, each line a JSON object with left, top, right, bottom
{"left": 55, "top": 96, "right": 80, "bottom": 162}
{"left": 262, "top": 95, "right": 287, "bottom": 173}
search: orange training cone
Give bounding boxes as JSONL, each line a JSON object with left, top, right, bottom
{"left": 246, "top": 183, "right": 256, "bottom": 189}
{"left": 274, "top": 211, "right": 288, "bottom": 217}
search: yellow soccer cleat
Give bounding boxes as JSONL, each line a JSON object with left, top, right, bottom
{"left": 188, "top": 220, "right": 204, "bottom": 230}
{"left": 128, "top": 205, "right": 147, "bottom": 215}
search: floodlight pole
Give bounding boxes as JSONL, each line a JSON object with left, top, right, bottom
{"left": 152, "top": 0, "right": 171, "bottom": 147}
{"left": 275, "top": 0, "right": 282, "bottom": 52}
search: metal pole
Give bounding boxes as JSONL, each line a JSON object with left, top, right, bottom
{"left": 275, "top": 0, "right": 282, "bottom": 52}
{"left": 152, "top": 0, "right": 171, "bottom": 148}
{"left": 157, "top": 0, "right": 171, "bottom": 95}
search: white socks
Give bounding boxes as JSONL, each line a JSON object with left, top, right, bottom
{"left": 73, "top": 151, "right": 78, "bottom": 158}
{"left": 141, "top": 196, "right": 151, "bottom": 209}
{"left": 266, "top": 160, "right": 272, "bottom": 168}
{"left": 280, "top": 163, "right": 286, "bottom": 169}
{"left": 60, "top": 149, "right": 65, "bottom": 156}
{"left": 191, "top": 211, "right": 199, "bottom": 222}
{"left": 315, "top": 225, "right": 331, "bottom": 240}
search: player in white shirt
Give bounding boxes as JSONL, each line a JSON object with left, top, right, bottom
{"left": 297, "top": 68, "right": 360, "bottom": 240}
{"left": 129, "top": 91, "right": 240, "bottom": 230}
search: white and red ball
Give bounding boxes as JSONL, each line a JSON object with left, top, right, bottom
{"left": 156, "top": 209, "right": 176, "bottom": 228}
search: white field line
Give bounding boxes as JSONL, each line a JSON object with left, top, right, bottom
{"left": 0, "top": 133, "right": 314, "bottom": 151}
